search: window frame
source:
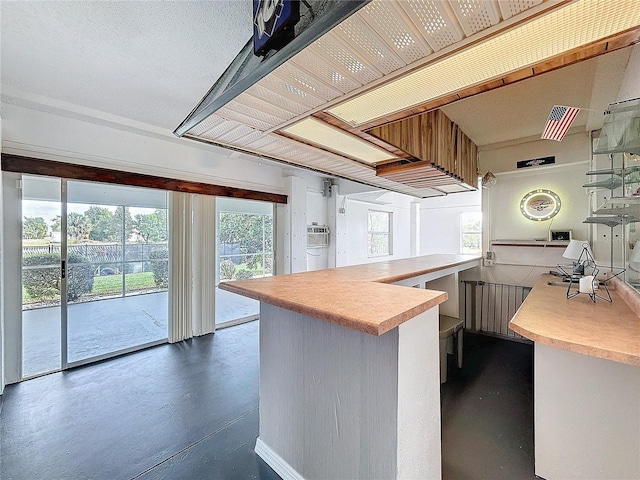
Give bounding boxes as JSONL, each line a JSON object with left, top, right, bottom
{"left": 460, "top": 211, "right": 482, "bottom": 255}
{"left": 367, "top": 209, "right": 393, "bottom": 257}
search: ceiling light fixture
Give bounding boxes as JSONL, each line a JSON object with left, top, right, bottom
{"left": 327, "top": 0, "right": 640, "bottom": 127}
{"left": 280, "top": 118, "right": 396, "bottom": 165}
{"left": 481, "top": 172, "right": 497, "bottom": 189}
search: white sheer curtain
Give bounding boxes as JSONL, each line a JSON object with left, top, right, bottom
{"left": 168, "top": 191, "right": 193, "bottom": 343}
{"left": 168, "top": 192, "right": 216, "bottom": 342}
{"left": 191, "top": 194, "right": 216, "bottom": 336}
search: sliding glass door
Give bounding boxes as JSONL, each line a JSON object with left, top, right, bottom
{"left": 216, "top": 198, "right": 274, "bottom": 326}
{"left": 21, "top": 176, "right": 62, "bottom": 378}
{"left": 21, "top": 175, "right": 169, "bottom": 377}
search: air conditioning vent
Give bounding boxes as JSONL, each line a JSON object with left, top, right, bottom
{"left": 307, "top": 225, "right": 330, "bottom": 247}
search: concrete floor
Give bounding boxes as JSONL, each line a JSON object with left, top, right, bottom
{"left": 2, "top": 325, "right": 535, "bottom": 479}
{"left": 22, "top": 288, "right": 258, "bottom": 378}
{"left": 441, "top": 334, "right": 536, "bottom": 479}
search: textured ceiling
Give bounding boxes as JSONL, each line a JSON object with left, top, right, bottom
{"left": 0, "top": 1, "right": 252, "bottom": 130}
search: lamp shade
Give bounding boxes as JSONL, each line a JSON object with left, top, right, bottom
{"left": 563, "top": 240, "right": 591, "bottom": 260}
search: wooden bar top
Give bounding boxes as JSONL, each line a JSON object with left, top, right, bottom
{"left": 510, "top": 275, "right": 640, "bottom": 366}
{"left": 219, "top": 254, "right": 481, "bottom": 336}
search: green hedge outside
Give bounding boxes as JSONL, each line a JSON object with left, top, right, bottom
{"left": 23, "top": 252, "right": 94, "bottom": 302}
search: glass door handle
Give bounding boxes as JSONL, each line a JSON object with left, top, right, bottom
{"left": 61, "top": 260, "right": 66, "bottom": 279}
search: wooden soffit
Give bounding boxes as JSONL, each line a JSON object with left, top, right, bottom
{"left": 368, "top": 110, "right": 478, "bottom": 190}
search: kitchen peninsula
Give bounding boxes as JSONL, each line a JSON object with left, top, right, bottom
{"left": 220, "top": 254, "right": 481, "bottom": 480}
{"left": 510, "top": 275, "right": 640, "bottom": 479}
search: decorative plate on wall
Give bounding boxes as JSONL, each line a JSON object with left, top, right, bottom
{"left": 520, "top": 189, "right": 561, "bottom": 221}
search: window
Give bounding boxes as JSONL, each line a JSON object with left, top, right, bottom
{"left": 461, "top": 212, "right": 482, "bottom": 255}
{"left": 368, "top": 210, "right": 392, "bottom": 257}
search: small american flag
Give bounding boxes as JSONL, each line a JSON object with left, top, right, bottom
{"left": 541, "top": 106, "right": 580, "bottom": 141}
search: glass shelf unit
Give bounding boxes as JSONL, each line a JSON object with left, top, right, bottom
{"left": 593, "top": 98, "right": 640, "bottom": 155}
{"left": 588, "top": 99, "right": 640, "bottom": 291}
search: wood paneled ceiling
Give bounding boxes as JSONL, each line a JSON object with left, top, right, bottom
{"left": 179, "top": 0, "right": 640, "bottom": 198}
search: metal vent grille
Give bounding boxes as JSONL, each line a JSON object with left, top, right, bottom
{"left": 229, "top": 129, "right": 264, "bottom": 147}
{"left": 312, "top": 35, "right": 382, "bottom": 85}
{"left": 185, "top": 113, "right": 228, "bottom": 137}
{"left": 232, "top": 94, "right": 299, "bottom": 123}
{"left": 450, "top": 0, "right": 500, "bottom": 37}
{"left": 255, "top": 74, "right": 325, "bottom": 110}
{"left": 290, "top": 50, "right": 361, "bottom": 93}
{"left": 244, "top": 84, "right": 310, "bottom": 115}
{"left": 199, "top": 119, "right": 239, "bottom": 139}
{"left": 273, "top": 62, "right": 342, "bottom": 102}
{"left": 244, "top": 135, "right": 281, "bottom": 151}
{"left": 401, "top": 0, "right": 463, "bottom": 51}
{"left": 498, "top": 0, "right": 543, "bottom": 20}
{"left": 216, "top": 124, "right": 259, "bottom": 145}
{"left": 334, "top": 17, "right": 405, "bottom": 75}
{"left": 359, "top": 1, "right": 433, "bottom": 64}
{"left": 216, "top": 106, "right": 274, "bottom": 131}
{"left": 223, "top": 101, "right": 284, "bottom": 127}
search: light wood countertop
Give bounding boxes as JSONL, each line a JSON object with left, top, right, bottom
{"left": 510, "top": 275, "right": 640, "bottom": 366}
{"left": 219, "top": 254, "right": 481, "bottom": 336}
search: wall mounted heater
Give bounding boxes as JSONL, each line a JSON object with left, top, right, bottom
{"left": 307, "top": 224, "right": 329, "bottom": 248}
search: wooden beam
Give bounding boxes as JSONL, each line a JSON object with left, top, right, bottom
{"left": 1, "top": 154, "right": 288, "bottom": 204}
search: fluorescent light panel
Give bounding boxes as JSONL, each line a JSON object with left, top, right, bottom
{"left": 328, "top": 0, "right": 640, "bottom": 126}
{"left": 281, "top": 118, "right": 396, "bottom": 164}
{"left": 436, "top": 184, "right": 475, "bottom": 193}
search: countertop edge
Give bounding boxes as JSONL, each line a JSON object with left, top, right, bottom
{"left": 373, "top": 257, "right": 481, "bottom": 284}
{"left": 220, "top": 255, "right": 479, "bottom": 336}
{"left": 509, "top": 321, "right": 640, "bottom": 367}
{"left": 220, "top": 280, "right": 449, "bottom": 336}
{"left": 509, "top": 275, "right": 640, "bottom": 367}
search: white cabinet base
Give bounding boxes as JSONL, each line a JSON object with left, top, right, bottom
{"left": 535, "top": 343, "right": 640, "bottom": 480}
{"left": 258, "top": 303, "right": 442, "bottom": 480}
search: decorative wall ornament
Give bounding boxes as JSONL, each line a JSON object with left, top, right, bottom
{"left": 520, "top": 189, "right": 561, "bottom": 221}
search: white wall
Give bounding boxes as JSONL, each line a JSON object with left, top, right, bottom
{"left": 420, "top": 189, "right": 481, "bottom": 255}
{"left": 343, "top": 191, "right": 413, "bottom": 266}
{"left": 616, "top": 44, "right": 640, "bottom": 102}
{"left": 480, "top": 133, "right": 591, "bottom": 286}
{"left": 1, "top": 101, "right": 286, "bottom": 195}
{"left": 478, "top": 130, "right": 589, "bottom": 174}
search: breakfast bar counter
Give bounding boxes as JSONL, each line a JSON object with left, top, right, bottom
{"left": 509, "top": 274, "right": 640, "bottom": 480}
{"left": 220, "top": 254, "right": 480, "bottom": 480}
{"left": 220, "top": 254, "right": 480, "bottom": 334}
{"left": 510, "top": 274, "right": 640, "bottom": 366}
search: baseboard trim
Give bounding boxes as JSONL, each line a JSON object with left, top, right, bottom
{"left": 255, "top": 438, "right": 305, "bottom": 480}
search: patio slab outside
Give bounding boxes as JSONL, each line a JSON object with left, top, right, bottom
{"left": 22, "top": 288, "right": 258, "bottom": 378}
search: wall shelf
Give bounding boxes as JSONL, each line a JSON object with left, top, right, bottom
{"left": 491, "top": 240, "right": 569, "bottom": 248}
{"left": 607, "top": 196, "right": 640, "bottom": 205}
{"left": 584, "top": 216, "right": 638, "bottom": 227}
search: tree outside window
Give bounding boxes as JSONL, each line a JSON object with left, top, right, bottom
{"left": 461, "top": 212, "right": 482, "bottom": 255}
{"left": 368, "top": 210, "right": 392, "bottom": 257}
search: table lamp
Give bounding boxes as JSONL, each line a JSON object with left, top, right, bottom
{"left": 561, "top": 240, "right": 594, "bottom": 276}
